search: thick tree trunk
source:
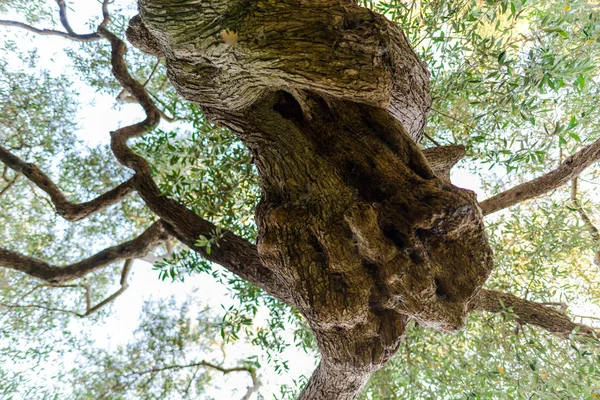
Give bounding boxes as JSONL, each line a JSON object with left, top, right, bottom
{"left": 128, "top": 1, "right": 494, "bottom": 398}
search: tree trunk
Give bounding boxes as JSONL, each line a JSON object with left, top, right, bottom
{"left": 127, "top": 0, "right": 494, "bottom": 398}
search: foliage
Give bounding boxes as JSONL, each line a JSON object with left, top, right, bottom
{"left": 1, "top": 0, "right": 600, "bottom": 398}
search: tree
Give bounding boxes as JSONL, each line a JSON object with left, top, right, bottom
{"left": 1, "top": 0, "right": 600, "bottom": 399}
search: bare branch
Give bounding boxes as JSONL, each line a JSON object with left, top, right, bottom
{"left": 139, "top": 239, "right": 175, "bottom": 264}
{"left": 0, "top": 221, "right": 169, "bottom": 284}
{"left": 98, "top": 27, "right": 293, "bottom": 305}
{"left": 0, "top": 172, "right": 20, "bottom": 198}
{"left": 0, "top": 145, "right": 135, "bottom": 221}
{"left": 0, "top": 19, "right": 100, "bottom": 41}
{"left": 2, "top": 259, "right": 134, "bottom": 318}
{"left": 470, "top": 289, "right": 599, "bottom": 342}
{"left": 571, "top": 178, "right": 600, "bottom": 265}
{"left": 1, "top": 0, "right": 111, "bottom": 41}
{"left": 82, "top": 258, "right": 132, "bottom": 316}
{"left": 125, "top": 360, "right": 259, "bottom": 400}
{"left": 100, "top": 0, "right": 111, "bottom": 28}
{"left": 480, "top": 138, "right": 600, "bottom": 215}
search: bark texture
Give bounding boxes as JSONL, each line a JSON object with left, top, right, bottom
{"left": 129, "top": 0, "right": 494, "bottom": 397}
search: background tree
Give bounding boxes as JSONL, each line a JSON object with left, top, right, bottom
{"left": 1, "top": 0, "right": 600, "bottom": 399}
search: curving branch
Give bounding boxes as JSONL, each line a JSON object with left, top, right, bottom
{"left": 480, "top": 137, "right": 600, "bottom": 215}
{"left": 0, "top": 19, "right": 99, "bottom": 41}
{"left": 125, "top": 360, "right": 259, "bottom": 400}
{"left": 471, "top": 289, "right": 599, "bottom": 342}
{"left": 0, "top": 221, "right": 169, "bottom": 284}
{"left": 98, "top": 26, "right": 293, "bottom": 305}
{"left": 0, "top": 0, "right": 111, "bottom": 41}
{"left": 571, "top": 178, "right": 600, "bottom": 265}
{"left": 0, "top": 145, "right": 135, "bottom": 222}
{"left": 0, "top": 172, "right": 20, "bottom": 198}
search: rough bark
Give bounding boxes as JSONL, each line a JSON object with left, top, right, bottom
{"left": 128, "top": 1, "right": 494, "bottom": 397}
{"left": 421, "top": 145, "right": 466, "bottom": 182}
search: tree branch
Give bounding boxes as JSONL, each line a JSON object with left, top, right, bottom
{"left": 0, "top": 0, "right": 111, "bottom": 41}
{"left": 471, "top": 289, "right": 599, "bottom": 342}
{"left": 0, "top": 221, "right": 169, "bottom": 284}
{"left": 421, "top": 144, "right": 466, "bottom": 181}
{"left": 480, "top": 138, "right": 600, "bottom": 215}
{"left": 0, "top": 172, "right": 20, "bottom": 198}
{"left": 0, "top": 145, "right": 135, "bottom": 221}
{"left": 571, "top": 178, "right": 600, "bottom": 265}
{"left": 98, "top": 27, "right": 293, "bottom": 305}
{"left": 125, "top": 360, "right": 259, "bottom": 400}
{"left": 81, "top": 258, "right": 132, "bottom": 316}
{"left": 0, "top": 19, "right": 100, "bottom": 41}
{"left": 1, "top": 259, "right": 136, "bottom": 318}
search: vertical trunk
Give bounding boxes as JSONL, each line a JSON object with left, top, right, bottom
{"left": 127, "top": 1, "right": 495, "bottom": 398}
{"left": 298, "top": 362, "right": 374, "bottom": 400}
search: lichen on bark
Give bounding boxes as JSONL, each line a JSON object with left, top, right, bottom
{"left": 127, "top": 0, "right": 495, "bottom": 397}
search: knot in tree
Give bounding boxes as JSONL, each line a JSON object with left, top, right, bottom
{"left": 128, "top": 0, "right": 494, "bottom": 395}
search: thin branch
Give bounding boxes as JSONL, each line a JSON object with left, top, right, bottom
{"left": 125, "top": 360, "right": 259, "bottom": 400}
{"left": 0, "top": 221, "right": 169, "bottom": 284}
{"left": 0, "top": 19, "right": 100, "bottom": 41}
{"left": 570, "top": 177, "right": 600, "bottom": 266}
{"left": 140, "top": 239, "right": 175, "bottom": 264}
{"left": 471, "top": 289, "right": 599, "bottom": 342}
{"left": 98, "top": 26, "right": 293, "bottom": 305}
{"left": 0, "top": 0, "right": 111, "bottom": 41}
{"left": 0, "top": 302, "right": 81, "bottom": 316}
{"left": 100, "top": 0, "right": 111, "bottom": 28}
{"left": 422, "top": 132, "right": 441, "bottom": 147}
{"left": 0, "top": 173, "right": 20, "bottom": 198}
{"left": 82, "top": 258, "right": 132, "bottom": 316}
{"left": 2, "top": 259, "right": 136, "bottom": 318}
{"left": 0, "top": 145, "right": 135, "bottom": 221}
{"left": 55, "top": 0, "right": 76, "bottom": 35}
{"left": 480, "top": 137, "right": 600, "bottom": 215}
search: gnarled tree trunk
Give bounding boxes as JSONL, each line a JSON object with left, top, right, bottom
{"left": 127, "top": 0, "right": 494, "bottom": 397}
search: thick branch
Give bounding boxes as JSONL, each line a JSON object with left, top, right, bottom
{"left": 0, "top": 145, "right": 135, "bottom": 221}
{"left": 480, "top": 138, "right": 600, "bottom": 215}
{"left": 98, "top": 27, "right": 293, "bottom": 305}
{"left": 422, "top": 144, "right": 466, "bottom": 181}
{"left": 471, "top": 289, "right": 599, "bottom": 341}
{"left": 0, "top": 221, "right": 168, "bottom": 284}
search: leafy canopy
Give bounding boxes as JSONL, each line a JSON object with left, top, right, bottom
{"left": 1, "top": 0, "right": 599, "bottom": 398}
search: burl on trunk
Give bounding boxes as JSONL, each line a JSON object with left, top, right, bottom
{"left": 127, "top": 0, "right": 494, "bottom": 397}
